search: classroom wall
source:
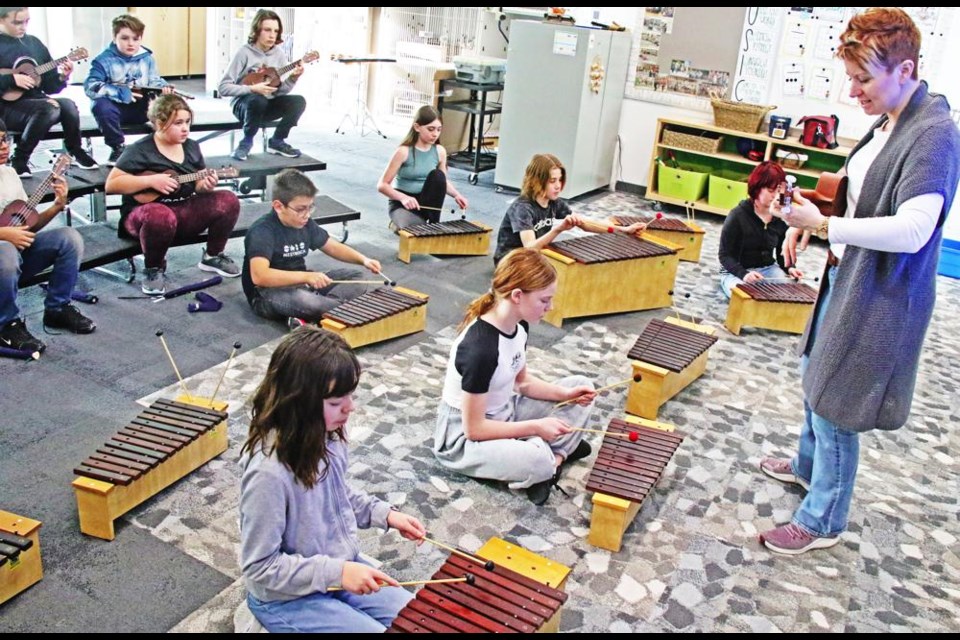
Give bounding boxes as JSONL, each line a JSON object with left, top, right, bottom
{"left": 614, "top": 6, "right": 960, "bottom": 242}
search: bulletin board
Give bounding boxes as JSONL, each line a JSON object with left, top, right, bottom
{"left": 625, "top": 6, "right": 747, "bottom": 111}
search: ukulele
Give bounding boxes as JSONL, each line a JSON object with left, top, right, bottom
{"left": 118, "top": 83, "right": 196, "bottom": 100}
{"left": 0, "top": 154, "right": 72, "bottom": 230}
{"left": 0, "top": 47, "right": 90, "bottom": 101}
{"left": 240, "top": 50, "right": 320, "bottom": 88}
{"left": 132, "top": 167, "right": 240, "bottom": 204}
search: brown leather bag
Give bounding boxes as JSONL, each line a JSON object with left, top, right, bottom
{"left": 799, "top": 171, "right": 848, "bottom": 217}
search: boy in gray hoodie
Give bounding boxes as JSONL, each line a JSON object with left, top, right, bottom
{"left": 218, "top": 9, "right": 306, "bottom": 162}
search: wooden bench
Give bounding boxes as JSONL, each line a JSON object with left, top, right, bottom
{"left": 18, "top": 194, "right": 361, "bottom": 287}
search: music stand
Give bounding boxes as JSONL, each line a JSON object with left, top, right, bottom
{"left": 333, "top": 57, "right": 396, "bottom": 138}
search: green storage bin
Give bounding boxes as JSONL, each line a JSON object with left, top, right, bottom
{"left": 657, "top": 162, "right": 710, "bottom": 201}
{"left": 708, "top": 170, "right": 750, "bottom": 209}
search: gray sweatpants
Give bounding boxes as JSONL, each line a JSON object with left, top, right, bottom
{"left": 433, "top": 375, "right": 594, "bottom": 489}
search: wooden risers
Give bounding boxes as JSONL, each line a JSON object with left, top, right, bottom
{"left": 320, "top": 287, "right": 429, "bottom": 349}
{"left": 541, "top": 237, "right": 680, "bottom": 328}
{"left": 586, "top": 416, "right": 682, "bottom": 552}
{"left": 0, "top": 511, "right": 43, "bottom": 604}
{"left": 72, "top": 400, "right": 229, "bottom": 541}
{"left": 626, "top": 317, "right": 717, "bottom": 420}
{"left": 397, "top": 221, "right": 492, "bottom": 263}
{"left": 724, "top": 286, "right": 815, "bottom": 335}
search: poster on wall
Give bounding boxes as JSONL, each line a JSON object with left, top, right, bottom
{"left": 626, "top": 6, "right": 739, "bottom": 109}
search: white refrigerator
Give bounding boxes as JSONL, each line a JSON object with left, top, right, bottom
{"left": 494, "top": 21, "right": 631, "bottom": 197}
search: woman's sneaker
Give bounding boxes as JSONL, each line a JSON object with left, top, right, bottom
{"left": 759, "top": 523, "right": 840, "bottom": 555}
{"left": 759, "top": 457, "right": 810, "bottom": 491}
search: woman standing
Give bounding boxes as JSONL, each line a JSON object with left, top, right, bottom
{"left": 759, "top": 8, "right": 960, "bottom": 555}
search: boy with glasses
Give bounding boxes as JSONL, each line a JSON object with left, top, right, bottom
{"left": 242, "top": 169, "right": 383, "bottom": 326}
{"left": 0, "top": 116, "right": 95, "bottom": 354}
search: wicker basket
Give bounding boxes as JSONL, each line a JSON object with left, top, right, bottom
{"left": 776, "top": 149, "right": 808, "bottom": 169}
{"left": 711, "top": 98, "right": 777, "bottom": 133}
{"left": 662, "top": 129, "right": 723, "bottom": 154}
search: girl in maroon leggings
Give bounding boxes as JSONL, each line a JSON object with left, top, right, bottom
{"left": 106, "top": 94, "right": 241, "bottom": 295}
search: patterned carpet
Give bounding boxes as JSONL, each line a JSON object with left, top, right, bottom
{"left": 125, "top": 192, "right": 960, "bottom": 633}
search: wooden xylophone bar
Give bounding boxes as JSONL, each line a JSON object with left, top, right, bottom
{"left": 585, "top": 418, "right": 684, "bottom": 551}
{"left": 626, "top": 316, "right": 718, "bottom": 420}
{"left": 0, "top": 510, "right": 43, "bottom": 604}
{"left": 388, "top": 553, "right": 567, "bottom": 633}
{"left": 725, "top": 281, "right": 818, "bottom": 335}
{"left": 613, "top": 213, "right": 691, "bottom": 232}
{"left": 627, "top": 318, "right": 718, "bottom": 373}
{"left": 541, "top": 234, "right": 680, "bottom": 327}
{"left": 735, "top": 281, "right": 819, "bottom": 303}
{"left": 613, "top": 214, "right": 705, "bottom": 262}
{"left": 548, "top": 233, "right": 675, "bottom": 264}
{"left": 402, "top": 220, "right": 487, "bottom": 237}
{"left": 72, "top": 399, "right": 229, "bottom": 540}
{"left": 320, "top": 286, "right": 429, "bottom": 348}
{"left": 323, "top": 288, "right": 427, "bottom": 328}
{"left": 397, "top": 219, "right": 492, "bottom": 263}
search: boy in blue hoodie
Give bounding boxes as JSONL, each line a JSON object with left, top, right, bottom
{"left": 85, "top": 13, "right": 172, "bottom": 166}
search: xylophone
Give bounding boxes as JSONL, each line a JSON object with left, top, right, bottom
{"left": 724, "top": 281, "right": 818, "bottom": 335}
{"left": 319, "top": 286, "right": 429, "bottom": 349}
{"left": 387, "top": 537, "right": 569, "bottom": 633}
{"left": 72, "top": 398, "right": 229, "bottom": 540}
{"left": 397, "top": 220, "right": 492, "bottom": 263}
{"left": 0, "top": 510, "right": 43, "bottom": 604}
{"left": 585, "top": 416, "right": 684, "bottom": 552}
{"left": 541, "top": 234, "right": 680, "bottom": 327}
{"left": 626, "top": 317, "right": 718, "bottom": 420}
{"left": 613, "top": 213, "right": 705, "bottom": 263}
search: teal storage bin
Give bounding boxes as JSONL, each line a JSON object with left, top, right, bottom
{"left": 708, "top": 170, "right": 750, "bottom": 210}
{"left": 657, "top": 162, "right": 711, "bottom": 201}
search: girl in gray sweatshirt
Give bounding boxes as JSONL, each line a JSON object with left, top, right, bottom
{"left": 240, "top": 327, "right": 426, "bottom": 632}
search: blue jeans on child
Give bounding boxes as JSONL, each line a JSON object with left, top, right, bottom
{"left": 246, "top": 568, "right": 414, "bottom": 633}
{"left": 789, "top": 265, "right": 860, "bottom": 537}
{"left": 0, "top": 227, "right": 82, "bottom": 325}
{"left": 719, "top": 264, "right": 786, "bottom": 299}
{"left": 249, "top": 268, "right": 371, "bottom": 323}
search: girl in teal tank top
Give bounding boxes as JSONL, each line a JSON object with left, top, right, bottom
{"left": 377, "top": 105, "right": 469, "bottom": 229}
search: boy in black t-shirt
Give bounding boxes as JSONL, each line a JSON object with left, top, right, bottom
{"left": 242, "top": 169, "right": 383, "bottom": 324}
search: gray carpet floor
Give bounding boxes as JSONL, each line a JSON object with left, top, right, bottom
{"left": 2, "top": 80, "right": 959, "bottom": 633}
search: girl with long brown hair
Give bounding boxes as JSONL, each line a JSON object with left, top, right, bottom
{"left": 433, "top": 248, "right": 597, "bottom": 505}
{"left": 377, "top": 105, "right": 469, "bottom": 230}
{"left": 240, "top": 327, "right": 426, "bottom": 632}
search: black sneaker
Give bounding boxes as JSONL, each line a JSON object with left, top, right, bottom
{"left": 0, "top": 318, "right": 46, "bottom": 353}
{"left": 526, "top": 478, "right": 554, "bottom": 506}
{"left": 267, "top": 138, "right": 302, "bottom": 158}
{"left": 69, "top": 148, "right": 100, "bottom": 170}
{"left": 11, "top": 156, "right": 31, "bottom": 178}
{"left": 106, "top": 144, "right": 125, "bottom": 166}
{"left": 232, "top": 139, "right": 253, "bottom": 162}
{"left": 565, "top": 440, "right": 593, "bottom": 464}
{"left": 43, "top": 304, "right": 96, "bottom": 334}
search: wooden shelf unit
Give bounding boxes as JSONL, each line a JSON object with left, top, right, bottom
{"left": 645, "top": 117, "right": 854, "bottom": 217}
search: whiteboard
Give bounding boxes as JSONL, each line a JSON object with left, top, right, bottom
{"left": 731, "top": 7, "right": 956, "bottom": 138}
